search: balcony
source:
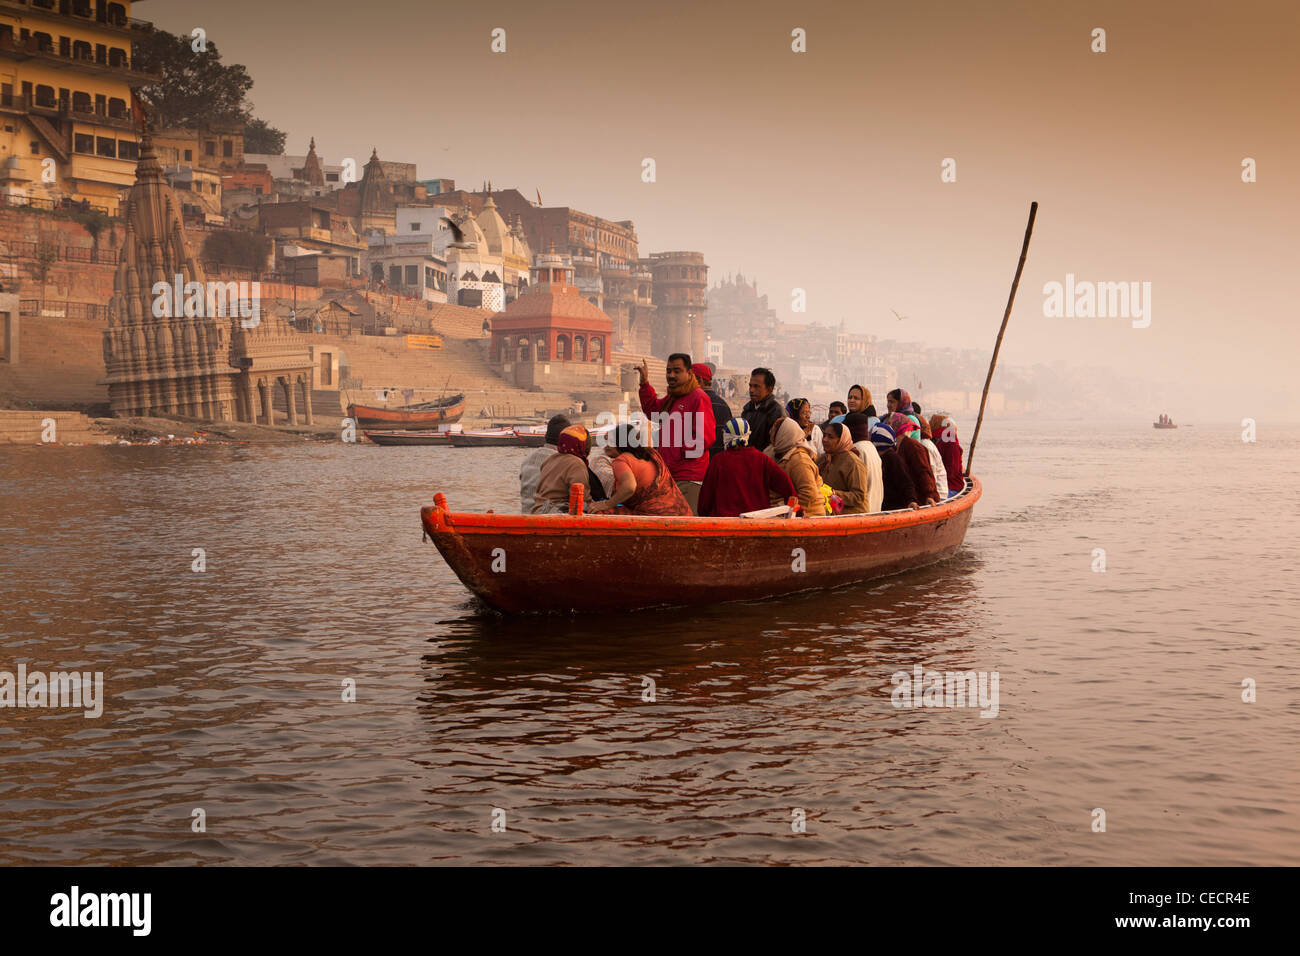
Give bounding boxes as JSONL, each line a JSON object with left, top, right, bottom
{"left": 0, "top": 93, "right": 138, "bottom": 132}
{"left": 0, "top": 31, "right": 161, "bottom": 85}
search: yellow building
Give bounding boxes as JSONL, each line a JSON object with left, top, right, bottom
{"left": 0, "top": 0, "right": 156, "bottom": 215}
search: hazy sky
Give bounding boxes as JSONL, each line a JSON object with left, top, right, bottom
{"left": 147, "top": 0, "right": 1299, "bottom": 411}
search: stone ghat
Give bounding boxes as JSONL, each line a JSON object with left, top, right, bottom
{"left": 0, "top": 409, "right": 111, "bottom": 444}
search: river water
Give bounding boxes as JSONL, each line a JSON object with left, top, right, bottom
{"left": 1, "top": 421, "right": 1296, "bottom": 865}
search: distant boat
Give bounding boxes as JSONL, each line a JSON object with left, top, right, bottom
{"left": 347, "top": 393, "right": 466, "bottom": 430}
{"left": 450, "top": 428, "right": 546, "bottom": 448}
{"left": 1153, "top": 414, "right": 1177, "bottom": 429}
{"left": 364, "top": 430, "right": 454, "bottom": 446}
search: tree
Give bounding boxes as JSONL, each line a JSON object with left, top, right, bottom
{"left": 243, "top": 117, "right": 285, "bottom": 155}
{"left": 133, "top": 27, "right": 284, "bottom": 151}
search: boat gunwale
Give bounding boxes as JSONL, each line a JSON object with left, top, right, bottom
{"left": 422, "top": 477, "right": 981, "bottom": 539}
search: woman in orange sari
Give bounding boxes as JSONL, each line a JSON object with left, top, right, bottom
{"left": 587, "top": 423, "right": 692, "bottom": 516}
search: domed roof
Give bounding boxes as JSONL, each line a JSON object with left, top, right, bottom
{"left": 506, "top": 215, "right": 531, "bottom": 263}
{"left": 477, "top": 193, "right": 509, "bottom": 257}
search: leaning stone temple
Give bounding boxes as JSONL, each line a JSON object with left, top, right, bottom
{"left": 103, "top": 129, "right": 314, "bottom": 425}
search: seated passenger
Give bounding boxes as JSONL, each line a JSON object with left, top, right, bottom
{"left": 770, "top": 417, "right": 827, "bottom": 516}
{"left": 917, "top": 416, "right": 949, "bottom": 501}
{"left": 519, "top": 414, "right": 569, "bottom": 511}
{"left": 821, "top": 401, "right": 847, "bottom": 431}
{"left": 587, "top": 424, "right": 693, "bottom": 516}
{"left": 817, "top": 423, "right": 869, "bottom": 515}
{"left": 843, "top": 412, "right": 883, "bottom": 513}
{"left": 930, "top": 415, "right": 966, "bottom": 498}
{"left": 532, "top": 424, "right": 596, "bottom": 513}
{"left": 871, "top": 423, "right": 919, "bottom": 511}
{"left": 786, "top": 397, "right": 823, "bottom": 457}
{"left": 889, "top": 412, "right": 940, "bottom": 506}
{"left": 698, "top": 417, "right": 797, "bottom": 518}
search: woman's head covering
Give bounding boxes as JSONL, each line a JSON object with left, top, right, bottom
{"left": 897, "top": 389, "right": 915, "bottom": 414}
{"left": 843, "top": 412, "right": 872, "bottom": 443}
{"left": 557, "top": 424, "right": 590, "bottom": 459}
{"left": 870, "top": 422, "right": 896, "bottom": 450}
{"left": 918, "top": 416, "right": 933, "bottom": 440}
{"left": 771, "top": 417, "right": 806, "bottom": 458}
{"left": 889, "top": 412, "right": 919, "bottom": 440}
{"left": 691, "top": 362, "right": 713, "bottom": 385}
{"left": 823, "top": 422, "right": 853, "bottom": 453}
{"left": 785, "top": 397, "right": 809, "bottom": 419}
{"left": 930, "top": 414, "right": 955, "bottom": 444}
{"left": 848, "top": 384, "right": 871, "bottom": 407}
{"left": 722, "top": 417, "right": 751, "bottom": 449}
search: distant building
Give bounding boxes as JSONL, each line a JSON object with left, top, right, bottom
{"left": 489, "top": 250, "right": 614, "bottom": 390}
{"left": 0, "top": 0, "right": 157, "bottom": 213}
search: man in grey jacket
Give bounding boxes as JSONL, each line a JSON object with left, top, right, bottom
{"left": 519, "top": 414, "right": 570, "bottom": 511}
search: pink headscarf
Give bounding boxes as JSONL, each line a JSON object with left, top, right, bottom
{"left": 889, "top": 412, "right": 920, "bottom": 440}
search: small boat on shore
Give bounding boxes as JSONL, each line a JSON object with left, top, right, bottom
{"left": 364, "top": 429, "right": 454, "bottom": 446}
{"left": 449, "top": 428, "right": 546, "bottom": 448}
{"left": 347, "top": 393, "right": 466, "bottom": 430}
{"left": 421, "top": 478, "right": 982, "bottom": 613}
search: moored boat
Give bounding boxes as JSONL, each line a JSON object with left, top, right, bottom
{"left": 421, "top": 478, "right": 982, "bottom": 613}
{"left": 364, "top": 429, "right": 454, "bottom": 446}
{"left": 449, "top": 429, "right": 546, "bottom": 448}
{"left": 347, "top": 393, "right": 466, "bottom": 430}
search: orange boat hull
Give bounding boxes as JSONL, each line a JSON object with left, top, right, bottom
{"left": 348, "top": 400, "right": 465, "bottom": 429}
{"left": 421, "top": 478, "right": 982, "bottom": 613}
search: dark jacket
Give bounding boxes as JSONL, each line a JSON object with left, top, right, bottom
{"left": 703, "top": 387, "right": 733, "bottom": 456}
{"left": 878, "top": 447, "right": 919, "bottom": 511}
{"left": 741, "top": 394, "right": 786, "bottom": 453}
{"left": 698, "top": 446, "right": 797, "bottom": 518}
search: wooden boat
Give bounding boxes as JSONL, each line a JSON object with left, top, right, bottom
{"left": 421, "top": 478, "right": 982, "bottom": 613}
{"left": 449, "top": 429, "right": 546, "bottom": 448}
{"left": 364, "top": 429, "right": 454, "bottom": 446}
{"left": 347, "top": 393, "right": 466, "bottom": 430}
{"left": 1153, "top": 420, "right": 1177, "bottom": 429}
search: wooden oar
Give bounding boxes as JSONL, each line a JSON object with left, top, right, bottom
{"left": 965, "top": 201, "right": 1038, "bottom": 479}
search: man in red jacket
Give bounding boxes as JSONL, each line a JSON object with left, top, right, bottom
{"left": 698, "top": 418, "right": 797, "bottom": 517}
{"left": 638, "top": 352, "right": 715, "bottom": 513}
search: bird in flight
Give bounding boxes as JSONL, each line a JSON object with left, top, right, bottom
{"left": 891, "top": 309, "right": 908, "bottom": 321}
{"left": 440, "top": 217, "right": 474, "bottom": 249}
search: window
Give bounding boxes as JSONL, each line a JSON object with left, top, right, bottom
{"left": 117, "top": 139, "right": 138, "bottom": 160}
{"left": 109, "top": 48, "right": 128, "bottom": 69}
{"left": 33, "top": 32, "right": 53, "bottom": 53}
{"left": 34, "top": 84, "right": 55, "bottom": 107}
{"left": 72, "top": 91, "right": 91, "bottom": 112}
{"left": 388, "top": 266, "right": 401, "bottom": 286}
{"left": 1, "top": 84, "right": 12, "bottom": 107}
{"left": 409, "top": 222, "right": 420, "bottom": 232}
{"left": 205, "top": 142, "right": 215, "bottom": 157}
{"left": 223, "top": 140, "right": 233, "bottom": 158}
{"left": 59, "top": 37, "right": 70, "bottom": 57}
{"left": 108, "top": 98, "right": 125, "bottom": 118}
{"left": 30, "top": 142, "right": 39, "bottom": 155}
{"left": 73, "top": 41, "right": 91, "bottom": 61}
{"left": 404, "top": 265, "right": 418, "bottom": 286}
{"left": 184, "top": 149, "right": 192, "bottom": 162}
{"left": 96, "top": 137, "right": 116, "bottom": 157}
{"left": 74, "top": 133, "right": 93, "bottom": 154}
{"left": 325, "top": 172, "right": 339, "bottom": 183}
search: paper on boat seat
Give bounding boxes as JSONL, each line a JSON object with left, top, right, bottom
{"left": 740, "top": 505, "right": 794, "bottom": 519}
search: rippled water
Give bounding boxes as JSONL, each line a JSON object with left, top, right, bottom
{"left": 1, "top": 421, "right": 1297, "bottom": 865}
